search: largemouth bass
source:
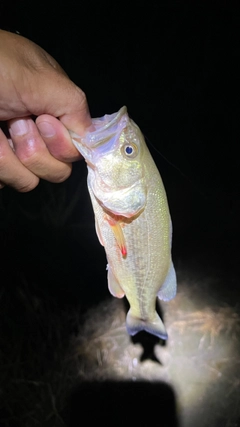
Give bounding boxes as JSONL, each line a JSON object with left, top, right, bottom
{"left": 71, "top": 106, "right": 177, "bottom": 340}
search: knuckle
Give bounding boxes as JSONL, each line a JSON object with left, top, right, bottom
{"left": 74, "top": 86, "right": 88, "bottom": 108}
{"left": 51, "top": 164, "right": 72, "bottom": 183}
{"left": 16, "top": 141, "right": 37, "bottom": 161}
{"left": 17, "top": 178, "right": 39, "bottom": 192}
{"left": 16, "top": 143, "right": 44, "bottom": 168}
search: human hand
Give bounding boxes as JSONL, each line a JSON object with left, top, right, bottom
{"left": 0, "top": 30, "right": 91, "bottom": 191}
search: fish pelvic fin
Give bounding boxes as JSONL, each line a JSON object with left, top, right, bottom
{"left": 126, "top": 310, "right": 168, "bottom": 340}
{"left": 105, "top": 216, "right": 127, "bottom": 257}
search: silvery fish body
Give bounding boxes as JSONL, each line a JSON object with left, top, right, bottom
{"left": 71, "top": 106, "right": 177, "bottom": 340}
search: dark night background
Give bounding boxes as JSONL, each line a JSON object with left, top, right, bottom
{"left": 0, "top": 2, "right": 239, "bottom": 427}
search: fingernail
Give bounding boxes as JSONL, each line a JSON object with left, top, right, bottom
{"left": 10, "top": 119, "right": 29, "bottom": 136}
{"left": 37, "top": 122, "right": 56, "bottom": 138}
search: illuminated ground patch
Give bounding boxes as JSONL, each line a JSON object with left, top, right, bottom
{"left": 71, "top": 272, "right": 240, "bottom": 427}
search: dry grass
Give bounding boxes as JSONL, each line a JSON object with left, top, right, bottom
{"left": 169, "top": 305, "right": 240, "bottom": 346}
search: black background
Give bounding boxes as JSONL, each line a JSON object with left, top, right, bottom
{"left": 0, "top": 2, "right": 239, "bottom": 426}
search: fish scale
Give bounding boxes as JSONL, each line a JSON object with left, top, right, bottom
{"left": 71, "top": 106, "right": 177, "bottom": 340}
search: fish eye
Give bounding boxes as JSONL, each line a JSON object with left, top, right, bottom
{"left": 121, "top": 143, "right": 138, "bottom": 159}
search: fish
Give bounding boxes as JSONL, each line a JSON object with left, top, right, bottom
{"left": 71, "top": 106, "right": 177, "bottom": 340}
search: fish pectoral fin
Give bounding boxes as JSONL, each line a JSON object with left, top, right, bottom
{"left": 157, "top": 261, "right": 177, "bottom": 301}
{"left": 106, "top": 216, "right": 127, "bottom": 256}
{"left": 107, "top": 264, "right": 125, "bottom": 298}
{"left": 126, "top": 310, "right": 168, "bottom": 340}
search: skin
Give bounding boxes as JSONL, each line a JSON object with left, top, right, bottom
{"left": 0, "top": 29, "right": 92, "bottom": 191}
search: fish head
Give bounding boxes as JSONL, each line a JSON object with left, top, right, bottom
{"left": 71, "top": 106, "right": 147, "bottom": 218}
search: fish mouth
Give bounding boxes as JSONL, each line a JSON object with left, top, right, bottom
{"left": 70, "top": 106, "right": 129, "bottom": 161}
{"left": 86, "top": 106, "right": 128, "bottom": 149}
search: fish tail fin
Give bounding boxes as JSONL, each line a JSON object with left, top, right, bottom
{"left": 126, "top": 310, "right": 168, "bottom": 340}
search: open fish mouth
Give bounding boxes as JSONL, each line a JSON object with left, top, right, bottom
{"left": 84, "top": 106, "right": 128, "bottom": 149}
{"left": 70, "top": 106, "right": 129, "bottom": 162}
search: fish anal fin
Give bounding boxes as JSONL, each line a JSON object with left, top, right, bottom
{"left": 126, "top": 310, "right": 168, "bottom": 340}
{"left": 157, "top": 261, "right": 177, "bottom": 302}
{"left": 106, "top": 216, "right": 127, "bottom": 256}
{"left": 107, "top": 264, "right": 125, "bottom": 298}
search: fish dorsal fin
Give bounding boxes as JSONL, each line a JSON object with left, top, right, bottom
{"left": 106, "top": 215, "right": 127, "bottom": 257}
